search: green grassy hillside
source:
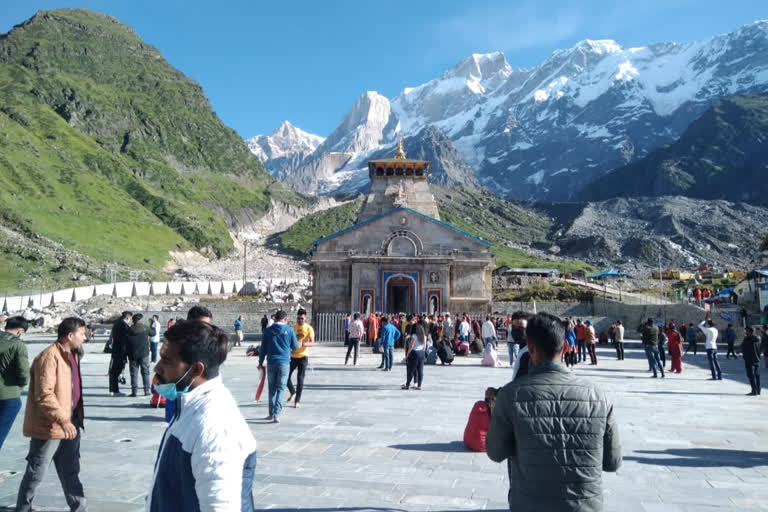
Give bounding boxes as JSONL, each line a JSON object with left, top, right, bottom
{"left": 280, "top": 199, "right": 362, "bottom": 255}
{"left": 0, "top": 9, "right": 307, "bottom": 291}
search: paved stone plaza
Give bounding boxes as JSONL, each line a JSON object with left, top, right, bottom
{"left": 0, "top": 339, "right": 766, "bottom": 511}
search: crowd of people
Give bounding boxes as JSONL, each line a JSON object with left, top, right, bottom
{"left": 2, "top": 303, "right": 768, "bottom": 511}
{"left": 685, "top": 286, "right": 739, "bottom": 306}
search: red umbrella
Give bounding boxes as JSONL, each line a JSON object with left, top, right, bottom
{"left": 254, "top": 366, "right": 266, "bottom": 402}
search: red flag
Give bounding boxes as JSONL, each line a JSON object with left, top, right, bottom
{"left": 254, "top": 366, "right": 266, "bottom": 401}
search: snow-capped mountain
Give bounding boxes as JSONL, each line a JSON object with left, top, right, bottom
{"left": 246, "top": 121, "right": 324, "bottom": 179}
{"left": 249, "top": 20, "right": 768, "bottom": 198}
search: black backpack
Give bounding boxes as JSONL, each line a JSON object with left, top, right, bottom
{"left": 437, "top": 340, "right": 454, "bottom": 364}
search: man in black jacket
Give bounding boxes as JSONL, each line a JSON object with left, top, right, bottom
{"left": 126, "top": 314, "right": 151, "bottom": 397}
{"left": 638, "top": 318, "right": 664, "bottom": 378}
{"left": 742, "top": 326, "right": 761, "bottom": 396}
{"left": 108, "top": 311, "right": 132, "bottom": 396}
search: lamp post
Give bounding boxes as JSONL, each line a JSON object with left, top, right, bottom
{"left": 242, "top": 240, "right": 247, "bottom": 295}
{"left": 658, "top": 251, "right": 663, "bottom": 304}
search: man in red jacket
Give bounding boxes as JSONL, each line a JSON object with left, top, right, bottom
{"left": 575, "top": 319, "right": 587, "bottom": 363}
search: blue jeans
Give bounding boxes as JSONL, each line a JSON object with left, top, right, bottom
{"left": 746, "top": 362, "right": 761, "bottom": 394}
{"left": 267, "top": 363, "right": 290, "bottom": 418}
{"left": 706, "top": 349, "right": 722, "bottom": 379}
{"left": 484, "top": 337, "right": 496, "bottom": 350}
{"left": 648, "top": 346, "right": 664, "bottom": 376}
{"left": 150, "top": 341, "right": 159, "bottom": 363}
{"left": 406, "top": 350, "right": 425, "bottom": 388}
{"left": 577, "top": 340, "right": 587, "bottom": 362}
{"left": 0, "top": 397, "right": 22, "bottom": 450}
{"left": 507, "top": 343, "right": 519, "bottom": 367}
{"left": 383, "top": 345, "right": 394, "bottom": 370}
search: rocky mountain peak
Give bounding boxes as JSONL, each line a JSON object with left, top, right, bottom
{"left": 247, "top": 121, "right": 324, "bottom": 171}
{"left": 318, "top": 91, "right": 396, "bottom": 154}
{"left": 575, "top": 39, "right": 624, "bottom": 55}
{"left": 273, "top": 120, "right": 297, "bottom": 136}
{"left": 452, "top": 51, "right": 512, "bottom": 85}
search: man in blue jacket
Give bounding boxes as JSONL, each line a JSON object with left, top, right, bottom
{"left": 378, "top": 316, "right": 401, "bottom": 371}
{"left": 259, "top": 310, "right": 298, "bottom": 423}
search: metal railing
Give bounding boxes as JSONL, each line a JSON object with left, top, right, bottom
{"left": 315, "top": 312, "right": 347, "bottom": 343}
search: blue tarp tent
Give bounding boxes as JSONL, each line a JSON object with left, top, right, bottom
{"left": 717, "top": 287, "right": 734, "bottom": 296}
{"left": 587, "top": 269, "right": 626, "bottom": 279}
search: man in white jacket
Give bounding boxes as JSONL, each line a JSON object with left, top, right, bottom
{"left": 481, "top": 316, "right": 498, "bottom": 349}
{"left": 699, "top": 319, "right": 722, "bottom": 380}
{"left": 147, "top": 320, "right": 257, "bottom": 511}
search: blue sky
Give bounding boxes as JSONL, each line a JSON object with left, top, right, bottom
{"left": 1, "top": 1, "right": 766, "bottom": 138}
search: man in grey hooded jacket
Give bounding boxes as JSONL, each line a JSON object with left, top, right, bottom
{"left": 486, "top": 313, "right": 622, "bottom": 512}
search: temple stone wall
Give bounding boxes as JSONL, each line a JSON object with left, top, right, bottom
{"left": 312, "top": 262, "right": 352, "bottom": 316}
{"left": 311, "top": 209, "right": 493, "bottom": 317}
{"left": 357, "top": 176, "right": 439, "bottom": 223}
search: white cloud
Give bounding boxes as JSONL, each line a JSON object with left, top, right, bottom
{"left": 432, "top": 4, "right": 584, "bottom": 54}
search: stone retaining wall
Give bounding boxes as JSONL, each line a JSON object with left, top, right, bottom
{"left": 136, "top": 302, "right": 310, "bottom": 334}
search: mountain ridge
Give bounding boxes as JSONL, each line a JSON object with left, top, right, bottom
{"left": 584, "top": 93, "right": 768, "bottom": 204}
{"left": 252, "top": 20, "right": 768, "bottom": 200}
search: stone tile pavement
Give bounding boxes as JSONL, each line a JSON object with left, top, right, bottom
{"left": 0, "top": 340, "right": 766, "bottom": 511}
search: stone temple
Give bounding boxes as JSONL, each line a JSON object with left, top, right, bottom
{"left": 309, "top": 139, "right": 494, "bottom": 318}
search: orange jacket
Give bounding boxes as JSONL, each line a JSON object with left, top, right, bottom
{"left": 584, "top": 326, "right": 596, "bottom": 344}
{"left": 23, "top": 342, "right": 83, "bottom": 440}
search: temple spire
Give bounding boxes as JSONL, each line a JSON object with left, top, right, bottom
{"left": 394, "top": 135, "right": 406, "bottom": 160}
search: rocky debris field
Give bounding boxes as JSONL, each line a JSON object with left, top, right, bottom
{"left": 545, "top": 196, "right": 768, "bottom": 274}
{"left": 182, "top": 234, "right": 308, "bottom": 283}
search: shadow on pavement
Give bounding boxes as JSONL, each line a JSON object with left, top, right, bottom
{"left": 623, "top": 390, "right": 745, "bottom": 396}
{"left": 389, "top": 440, "right": 466, "bottom": 452}
{"left": 304, "top": 384, "right": 391, "bottom": 391}
{"left": 86, "top": 415, "right": 163, "bottom": 422}
{"left": 625, "top": 448, "right": 768, "bottom": 468}
{"left": 254, "top": 509, "right": 508, "bottom": 512}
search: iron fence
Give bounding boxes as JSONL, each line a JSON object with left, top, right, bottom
{"left": 315, "top": 312, "right": 347, "bottom": 343}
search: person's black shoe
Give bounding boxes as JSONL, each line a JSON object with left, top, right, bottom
{"left": 377, "top": 365, "right": 384, "bottom": 369}
{"left": 129, "top": 393, "right": 137, "bottom": 397}
{"left": 718, "top": 376, "right": 723, "bottom": 380}
{"left": 747, "top": 392, "right": 757, "bottom": 396}
{"left": 651, "top": 374, "right": 658, "bottom": 378}
{"left": 661, "top": 374, "right": 665, "bottom": 378}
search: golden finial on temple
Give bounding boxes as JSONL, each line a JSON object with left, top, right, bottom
{"left": 394, "top": 135, "right": 406, "bottom": 160}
